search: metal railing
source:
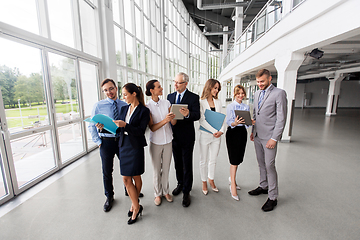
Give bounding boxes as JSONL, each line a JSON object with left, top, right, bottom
{"left": 222, "top": 0, "right": 306, "bottom": 69}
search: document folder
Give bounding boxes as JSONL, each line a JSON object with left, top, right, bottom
{"left": 84, "top": 114, "right": 119, "bottom": 135}
{"left": 199, "top": 109, "right": 226, "bottom": 134}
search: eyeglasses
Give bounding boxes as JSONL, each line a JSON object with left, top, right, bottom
{"left": 102, "top": 87, "right": 115, "bottom": 93}
{"left": 173, "top": 81, "right": 186, "bottom": 85}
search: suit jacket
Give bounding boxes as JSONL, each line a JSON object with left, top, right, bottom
{"left": 117, "top": 104, "right": 150, "bottom": 148}
{"left": 167, "top": 89, "right": 200, "bottom": 143}
{"left": 199, "top": 98, "right": 225, "bottom": 134}
{"left": 252, "top": 84, "right": 287, "bottom": 141}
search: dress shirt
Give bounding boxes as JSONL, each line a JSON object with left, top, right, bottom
{"left": 88, "top": 98, "right": 127, "bottom": 146}
{"left": 226, "top": 100, "right": 250, "bottom": 129}
{"left": 146, "top": 99, "right": 173, "bottom": 145}
{"left": 176, "top": 89, "right": 190, "bottom": 118}
{"left": 175, "top": 89, "right": 187, "bottom": 104}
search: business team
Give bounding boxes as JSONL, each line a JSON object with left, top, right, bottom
{"left": 89, "top": 69, "right": 287, "bottom": 224}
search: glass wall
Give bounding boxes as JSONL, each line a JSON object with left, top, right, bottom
{"left": 112, "top": 0, "right": 218, "bottom": 97}
{"left": 0, "top": 0, "right": 219, "bottom": 204}
{"left": 0, "top": 0, "right": 101, "bottom": 202}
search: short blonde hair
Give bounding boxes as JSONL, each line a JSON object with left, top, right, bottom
{"left": 233, "top": 85, "right": 246, "bottom": 99}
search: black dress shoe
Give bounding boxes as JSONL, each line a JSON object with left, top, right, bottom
{"left": 128, "top": 205, "right": 143, "bottom": 225}
{"left": 248, "top": 187, "right": 268, "bottom": 196}
{"left": 103, "top": 197, "right": 114, "bottom": 212}
{"left": 262, "top": 198, "right": 277, "bottom": 212}
{"left": 172, "top": 184, "right": 183, "bottom": 196}
{"left": 182, "top": 193, "right": 191, "bottom": 207}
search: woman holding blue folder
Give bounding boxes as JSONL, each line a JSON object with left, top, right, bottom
{"left": 199, "top": 79, "right": 225, "bottom": 195}
{"left": 113, "top": 83, "right": 150, "bottom": 225}
{"left": 226, "top": 85, "right": 250, "bottom": 201}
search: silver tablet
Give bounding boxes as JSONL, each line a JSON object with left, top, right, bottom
{"left": 234, "top": 110, "right": 252, "bottom": 125}
{"left": 170, "top": 104, "right": 188, "bottom": 120}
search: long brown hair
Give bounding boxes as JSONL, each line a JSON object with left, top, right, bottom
{"left": 123, "top": 83, "right": 145, "bottom": 106}
{"left": 200, "top": 79, "right": 221, "bottom": 100}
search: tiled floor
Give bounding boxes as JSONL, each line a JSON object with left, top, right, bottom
{"left": 0, "top": 108, "right": 359, "bottom": 240}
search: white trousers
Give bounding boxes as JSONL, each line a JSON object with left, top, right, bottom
{"left": 149, "top": 142, "right": 172, "bottom": 197}
{"left": 199, "top": 131, "right": 221, "bottom": 182}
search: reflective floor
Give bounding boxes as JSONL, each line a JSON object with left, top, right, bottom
{"left": 0, "top": 108, "right": 359, "bottom": 240}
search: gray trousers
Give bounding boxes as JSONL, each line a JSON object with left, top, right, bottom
{"left": 149, "top": 142, "right": 172, "bottom": 197}
{"left": 254, "top": 137, "right": 278, "bottom": 200}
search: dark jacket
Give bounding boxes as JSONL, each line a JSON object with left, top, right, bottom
{"left": 167, "top": 89, "right": 200, "bottom": 143}
{"left": 117, "top": 104, "right": 150, "bottom": 148}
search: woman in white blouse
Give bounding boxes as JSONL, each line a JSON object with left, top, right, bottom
{"left": 146, "top": 80, "right": 176, "bottom": 206}
{"left": 199, "top": 79, "right": 225, "bottom": 195}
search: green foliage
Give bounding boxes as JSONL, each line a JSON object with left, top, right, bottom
{"left": 15, "top": 73, "right": 44, "bottom": 108}
{"left": 0, "top": 65, "right": 19, "bottom": 107}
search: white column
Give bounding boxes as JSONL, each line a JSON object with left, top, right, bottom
{"left": 222, "top": 26, "right": 229, "bottom": 59}
{"left": 326, "top": 73, "right": 345, "bottom": 116}
{"left": 232, "top": 75, "right": 241, "bottom": 89}
{"left": 234, "top": 0, "right": 244, "bottom": 55}
{"left": 99, "top": 0, "right": 117, "bottom": 80}
{"left": 275, "top": 51, "right": 304, "bottom": 142}
{"left": 220, "top": 80, "right": 228, "bottom": 108}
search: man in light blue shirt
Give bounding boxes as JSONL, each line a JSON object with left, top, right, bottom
{"left": 88, "top": 78, "right": 127, "bottom": 212}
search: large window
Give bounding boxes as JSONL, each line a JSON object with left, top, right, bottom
{"left": 0, "top": 0, "right": 39, "bottom": 34}
{"left": 0, "top": 38, "right": 49, "bottom": 134}
{"left": 48, "top": 0, "right": 76, "bottom": 48}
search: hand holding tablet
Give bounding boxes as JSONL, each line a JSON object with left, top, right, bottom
{"left": 170, "top": 104, "right": 188, "bottom": 120}
{"left": 234, "top": 110, "right": 253, "bottom": 125}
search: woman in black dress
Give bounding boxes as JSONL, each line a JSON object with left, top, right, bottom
{"left": 114, "top": 83, "right": 150, "bottom": 224}
{"left": 225, "top": 85, "right": 250, "bottom": 201}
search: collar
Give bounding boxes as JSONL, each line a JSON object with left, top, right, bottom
{"left": 177, "top": 88, "right": 187, "bottom": 97}
{"left": 150, "top": 98, "right": 160, "bottom": 106}
{"left": 107, "top": 97, "right": 117, "bottom": 104}
{"left": 232, "top": 100, "right": 243, "bottom": 106}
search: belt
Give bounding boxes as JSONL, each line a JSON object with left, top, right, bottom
{"left": 101, "top": 137, "right": 119, "bottom": 141}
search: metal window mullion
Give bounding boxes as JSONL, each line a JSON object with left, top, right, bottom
{"left": 36, "top": 0, "right": 51, "bottom": 38}
{"left": 42, "top": 49, "right": 62, "bottom": 169}
{"left": 72, "top": 0, "right": 83, "bottom": 52}
{"left": 0, "top": 88, "right": 16, "bottom": 201}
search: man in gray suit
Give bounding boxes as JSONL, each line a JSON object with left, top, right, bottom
{"left": 249, "top": 69, "right": 287, "bottom": 212}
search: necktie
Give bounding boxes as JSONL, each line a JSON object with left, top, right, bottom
{"left": 176, "top": 94, "right": 181, "bottom": 104}
{"left": 113, "top": 101, "right": 119, "bottom": 120}
{"left": 258, "top": 90, "right": 266, "bottom": 109}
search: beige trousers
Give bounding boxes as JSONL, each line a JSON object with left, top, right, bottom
{"left": 149, "top": 142, "right": 172, "bottom": 197}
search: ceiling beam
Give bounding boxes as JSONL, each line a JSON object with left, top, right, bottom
{"left": 197, "top": 0, "right": 249, "bottom": 10}
{"left": 204, "top": 31, "right": 233, "bottom": 36}
{"left": 187, "top": 5, "right": 235, "bottom": 28}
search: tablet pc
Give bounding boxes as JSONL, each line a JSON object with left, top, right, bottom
{"left": 170, "top": 104, "right": 188, "bottom": 120}
{"left": 234, "top": 110, "right": 252, "bottom": 125}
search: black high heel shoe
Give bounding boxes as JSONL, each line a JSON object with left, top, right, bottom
{"left": 127, "top": 205, "right": 143, "bottom": 225}
{"left": 128, "top": 198, "right": 140, "bottom": 217}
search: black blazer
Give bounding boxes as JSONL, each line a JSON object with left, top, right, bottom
{"left": 167, "top": 89, "right": 200, "bottom": 143}
{"left": 117, "top": 104, "right": 150, "bottom": 149}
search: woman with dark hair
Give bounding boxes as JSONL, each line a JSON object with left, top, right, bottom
{"left": 225, "top": 85, "right": 250, "bottom": 201}
{"left": 199, "top": 79, "right": 225, "bottom": 195}
{"left": 145, "top": 80, "right": 176, "bottom": 206}
{"left": 114, "top": 83, "right": 150, "bottom": 224}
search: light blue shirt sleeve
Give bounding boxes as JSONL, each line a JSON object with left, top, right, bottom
{"left": 88, "top": 102, "right": 102, "bottom": 146}
{"left": 88, "top": 99, "right": 127, "bottom": 146}
{"left": 226, "top": 102, "right": 250, "bottom": 129}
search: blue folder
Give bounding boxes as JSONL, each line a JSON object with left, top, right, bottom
{"left": 84, "top": 114, "right": 119, "bottom": 135}
{"left": 199, "top": 109, "right": 226, "bottom": 134}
